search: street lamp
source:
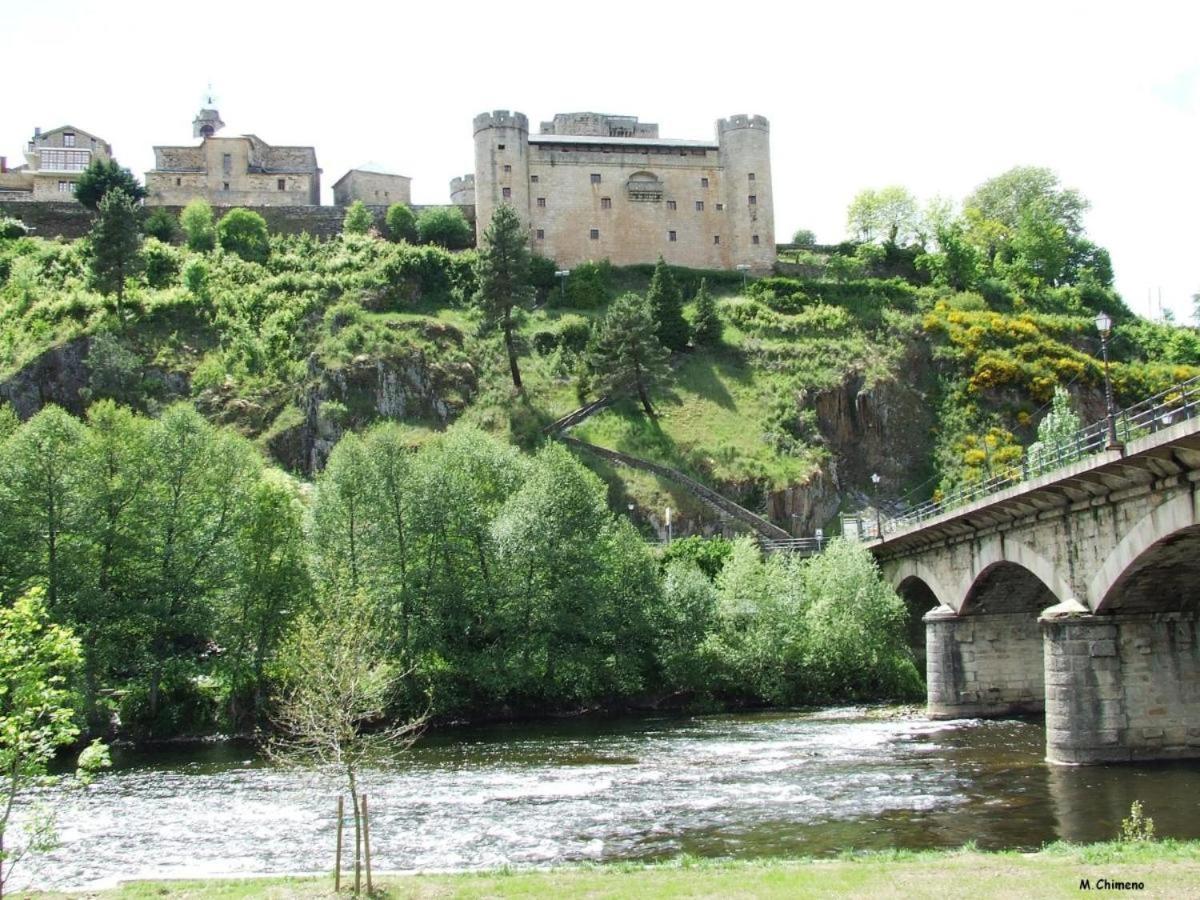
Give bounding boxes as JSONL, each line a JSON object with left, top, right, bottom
{"left": 554, "top": 269, "right": 571, "bottom": 303}
{"left": 735, "top": 263, "right": 751, "bottom": 291}
{"left": 665, "top": 506, "right": 673, "bottom": 544}
{"left": 870, "top": 472, "right": 882, "bottom": 540}
{"left": 1095, "top": 312, "right": 1123, "bottom": 451}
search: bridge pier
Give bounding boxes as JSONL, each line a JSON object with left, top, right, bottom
{"left": 925, "top": 605, "right": 1044, "bottom": 719}
{"left": 1042, "top": 611, "right": 1200, "bottom": 764}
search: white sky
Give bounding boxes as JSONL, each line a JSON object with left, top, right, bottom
{"left": 3, "top": 0, "right": 1197, "bottom": 319}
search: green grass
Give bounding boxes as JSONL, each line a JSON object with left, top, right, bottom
{"left": 21, "top": 842, "right": 1200, "bottom": 898}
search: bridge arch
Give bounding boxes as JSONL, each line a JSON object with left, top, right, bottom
{"left": 1090, "top": 491, "right": 1200, "bottom": 613}
{"left": 888, "top": 560, "right": 956, "bottom": 611}
{"left": 964, "top": 537, "right": 1073, "bottom": 614}
{"left": 889, "top": 561, "right": 952, "bottom": 671}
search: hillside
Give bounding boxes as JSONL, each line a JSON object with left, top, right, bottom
{"left": 1, "top": 227, "right": 1198, "bottom": 540}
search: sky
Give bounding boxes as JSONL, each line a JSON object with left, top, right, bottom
{"left": 2, "top": 0, "right": 1197, "bottom": 320}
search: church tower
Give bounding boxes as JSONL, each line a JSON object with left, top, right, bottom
{"left": 192, "top": 86, "right": 225, "bottom": 139}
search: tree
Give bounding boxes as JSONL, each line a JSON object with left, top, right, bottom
{"left": 691, "top": 278, "right": 722, "bottom": 346}
{"left": 416, "top": 206, "right": 472, "bottom": 249}
{"left": 588, "top": 292, "right": 671, "bottom": 416}
{"left": 646, "top": 256, "right": 689, "bottom": 351}
{"left": 218, "top": 208, "right": 270, "bottom": 263}
{"left": 179, "top": 199, "right": 216, "bottom": 252}
{"left": 1026, "top": 386, "right": 1083, "bottom": 472}
{"left": 271, "top": 590, "right": 424, "bottom": 895}
{"left": 0, "top": 591, "right": 108, "bottom": 899}
{"left": 73, "top": 158, "right": 146, "bottom": 211}
{"left": 89, "top": 189, "right": 143, "bottom": 323}
{"left": 384, "top": 203, "right": 417, "bottom": 243}
{"left": 474, "top": 204, "right": 532, "bottom": 390}
{"left": 143, "top": 207, "right": 178, "bottom": 243}
{"left": 342, "top": 201, "right": 373, "bottom": 236}
{"left": 846, "top": 186, "right": 921, "bottom": 246}
{"left": 791, "top": 228, "right": 817, "bottom": 248}
{"left": 964, "top": 166, "right": 1087, "bottom": 239}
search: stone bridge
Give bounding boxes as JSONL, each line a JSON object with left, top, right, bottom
{"left": 872, "top": 417, "right": 1200, "bottom": 765}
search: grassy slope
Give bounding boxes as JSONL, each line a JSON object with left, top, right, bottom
{"left": 22, "top": 842, "right": 1200, "bottom": 898}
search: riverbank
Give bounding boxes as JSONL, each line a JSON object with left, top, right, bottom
{"left": 22, "top": 841, "right": 1200, "bottom": 898}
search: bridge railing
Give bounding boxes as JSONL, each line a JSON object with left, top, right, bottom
{"left": 757, "top": 536, "right": 827, "bottom": 556}
{"left": 871, "top": 373, "right": 1200, "bottom": 537}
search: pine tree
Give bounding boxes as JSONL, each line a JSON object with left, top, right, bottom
{"left": 646, "top": 256, "right": 689, "bottom": 351}
{"left": 89, "top": 189, "right": 143, "bottom": 325}
{"left": 474, "top": 205, "right": 533, "bottom": 390}
{"left": 691, "top": 278, "right": 723, "bottom": 346}
{"left": 588, "top": 292, "right": 671, "bottom": 416}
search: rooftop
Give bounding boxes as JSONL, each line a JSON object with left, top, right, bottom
{"left": 528, "top": 134, "right": 718, "bottom": 150}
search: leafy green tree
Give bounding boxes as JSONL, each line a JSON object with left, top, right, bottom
{"left": 659, "top": 534, "right": 733, "bottom": 580}
{"left": 179, "top": 198, "right": 216, "bottom": 252}
{"left": 73, "top": 158, "right": 146, "bottom": 210}
{"left": 791, "top": 228, "right": 817, "bottom": 248}
{"left": 1026, "top": 386, "right": 1083, "bottom": 471}
{"left": 916, "top": 217, "right": 981, "bottom": 290}
{"left": 143, "top": 207, "right": 178, "bottom": 243}
{"left": 588, "top": 292, "right": 671, "bottom": 416}
{"left": 311, "top": 433, "right": 376, "bottom": 593}
{"left": 218, "top": 208, "right": 270, "bottom": 263}
{"left": 0, "top": 590, "right": 108, "bottom": 898}
{"left": 564, "top": 260, "right": 610, "bottom": 308}
{"left": 474, "top": 204, "right": 532, "bottom": 390}
{"left": 342, "top": 200, "right": 373, "bottom": 235}
{"left": 89, "top": 189, "right": 143, "bottom": 322}
{"left": 691, "top": 278, "right": 722, "bottom": 346}
{"left": 384, "top": 203, "right": 418, "bottom": 243}
{"left": 846, "top": 186, "right": 922, "bottom": 246}
{"left": 416, "top": 206, "right": 472, "bottom": 249}
{"left": 646, "top": 256, "right": 689, "bottom": 351}
{"left": 655, "top": 560, "right": 718, "bottom": 692}
{"left": 964, "top": 166, "right": 1087, "bottom": 241}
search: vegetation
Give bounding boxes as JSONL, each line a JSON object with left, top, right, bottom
{"left": 646, "top": 256, "right": 689, "bottom": 351}
{"left": 341, "top": 200, "right": 373, "bottom": 236}
{"left": 416, "top": 206, "right": 472, "bottom": 249}
{"left": 384, "top": 202, "right": 417, "bottom": 243}
{"left": 179, "top": 199, "right": 216, "bottom": 252}
{"left": 217, "top": 208, "right": 270, "bottom": 263}
{"left": 72, "top": 158, "right": 146, "bottom": 211}
{"left": 586, "top": 292, "right": 671, "bottom": 416}
{"left": 473, "top": 204, "right": 532, "bottom": 390}
{"left": 88, "top": 189, "right": 142, "bottom": 323}
{"left": 142, "top": 208, "right": 178, "bottom": 244}
{"left": 690, "top": 278, "right": 722, "bottom": 346}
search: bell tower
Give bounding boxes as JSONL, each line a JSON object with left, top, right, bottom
{"left": 193, "top": 85, "right": 225, "bottom": 139}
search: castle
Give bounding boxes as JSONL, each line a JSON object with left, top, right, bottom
{"left": 471, "top": 111, "right": 775, "bottom": 272}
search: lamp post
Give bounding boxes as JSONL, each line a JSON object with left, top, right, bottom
{"left": 870, "top": 472, "right": 882, "bottom": 540}
{"left": 1095, "top": 312, "right": 1122, "bottom": 451}
{"left": 665, "top": 506, "right": 672, "bottom": 544}
{"left": 736, "top": 263, "right": 751, "bottom": 291}
{"left": 555, "top": 269, "right": 571, "bottom": 303}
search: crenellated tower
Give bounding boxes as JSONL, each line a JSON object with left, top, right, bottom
{"left": 473, "top": 110, "right": 530, "bottom": 242}
{"left": 718, "top": 114, "right": 775, "bottom": 272}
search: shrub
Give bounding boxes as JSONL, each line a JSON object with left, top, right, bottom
{"left": 556, "top": 316, "right": 591, "bottom": 352}
{"left": 659, "top": 535, "right": 733, "bottom": 579}
{"left": 342, "top": 200, "right": 373, "bottom": 235}
{"left": 181, "top": 257, "right": 209, "bottom": 299}
{"left": 416, "top": 206, "right": 472, "bottom": 249}
{"left": 142, "top": 237, "right": 181, "bottom": 288}
{"left": 385, "top": 203, "right": 417, "bottom": 243}
{"left": 529, "top": 254, "right": 558, "bottom": 301}
{"left": 144, "top": 207, "right": 179, "bottom": 243}
{"left": 180, "top": 199, "right": 217, "bottom": 252}
{"left": 565, "top": 260, "right": 610, "bottom": 308}
{"left": 0, "top": 216, "right": 30, "bottom": 239}
{"left": 531, "top": 329, "right": 558, "bottom": 354}
{"left": 218, "top": 208, "right": 270, "bottom": 263}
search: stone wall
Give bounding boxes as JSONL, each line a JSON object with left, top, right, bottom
{"left": 926, "top": 608, "right": 1045, "bottom": 718}
{"left": 1043, "top": 611, "right": 1200, "bottom": 764}
{"left": 0, "top": 200, "right": 475, "bottom": 242}
{"left": 333, "top": 171, "right": 412, "bottom": 207}
{"left": 147, "top": 135, "right": 320, "bottom": 207}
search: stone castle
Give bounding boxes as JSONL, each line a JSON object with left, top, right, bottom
{"left": 470, "top": 111, "right": 775, "bottom": 271}
{"left": 1, "top": 104, "right": 776, "bottom": 272}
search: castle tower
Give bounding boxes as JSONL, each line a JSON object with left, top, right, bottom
{"left": 718, "top": 115, "right": 775, "bottom": 272}
{"left": 449, "top": 173, "right": 475, "bottom": 206}
{"left": 473, "top": 111, "right": 530, "bottom": 242}
{"left": 193, "top": 107, "right": 225, "bottom": 139}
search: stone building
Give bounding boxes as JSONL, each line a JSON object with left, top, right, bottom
{"left": 473, "top": 110, "right": 774, "bottom": 271}
{"left": 332, "top": 165, "right": 411, "bottom": 207}
{"left": 144, "top": 105, "right": 320, "bottom": 207}
{"left": 0, "top": 125, "right": 113, "bottom": 201}
{"left": 449, "top": 174, "right": 475, "bottom": 206}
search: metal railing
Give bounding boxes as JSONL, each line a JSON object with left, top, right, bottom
{"left": 757, "top": 536, "right": 828, "bottom": 556}
{"left": 868, "top": 374, "right": 1200, "bottom": 538}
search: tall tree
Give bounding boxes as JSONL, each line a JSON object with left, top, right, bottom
{"left": 89, "top": 189, "right": 143, "bottom": 323}
{"left": 691, "top": 278, "right": 722, "bottom": 346}
{"left": 846, "top": 186, "right": 921, "bottom": 246}
{"left": 474, "top": 204, "right": 532, "bottom": 390}
{"left": 73, "top": 158, "right": 146, "bottom": 211}
{"left": 646, "top": 256, "right": 689, "bottom": 351}
{"left": 588, "top": 292, "right": 671, "bottom": 416}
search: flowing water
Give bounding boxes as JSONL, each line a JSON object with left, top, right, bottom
{"left": 13, "top": 709, "right": 1200, "bottom": 890}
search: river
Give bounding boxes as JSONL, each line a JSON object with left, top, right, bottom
{"left": 13, "top": 709, "right": 1200, "bottom": 890}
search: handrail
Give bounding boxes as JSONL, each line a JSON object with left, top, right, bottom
{"left": 870, "top": 374, "right": 1200, "bottom": 538}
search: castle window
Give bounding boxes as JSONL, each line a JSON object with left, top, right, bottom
{"left": 590, "top": 173, "right": 601, "bottom": 184}
{"left": 175, "top": 177, "right": 181, "bottom": 186}
{"left": 504, "top": 164, "right": 512, "bottom": 174}
{"left": 713, "top": 235, "right": 720, "bottom": 245}
{"left": 695, "top": 201, "right": 704, "bottom": 211}
{"left": 667, "top": 200, "right": 676, "bottom": 211}
{"left": 502, "top": 187, "right": 512, "bottom": 199}
{"left": 278, "top": 178, "right": 286, "bottom": 191}
{"left": 701, "top": 177, "right": 709, "bottom": 188}
{"left": 537, "top": 197, "right": 546, "bottom": 207}
{"left": 749, "top": 195, "right": 757, "bottom": 205}
{"left": 536, "top": 229, "right": 545, "bottom": 240}
{"left": 748, "top": 173, "right": 756, "bottom": 181}
{"left": 497, "top": 144, "right": 505, "bottom": 150}
{"left": 223, "top": 182, "right": 230, "bottom": 191}
{"left": 531, "top": 174, "right": 539, "bottom": 183}
{"left": 590, "top": 229, "right": 599, "bottom": 240}
{"left": 222, "top": 153, "right": 232, "bottom": 175}
{"left": 716, "top": 203, "right": 724, "bottom": 211}
{"left": 752, "top": 234, "right": 760, "bottom": 245}
{"left": 669, "top": 230, "right": 677, "bottom": 242}
{"left": 63, "top": 132, "right": 76, "bottom": 147}
{"left": 601, "top": 197, "right": 612, "bottom": 209}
